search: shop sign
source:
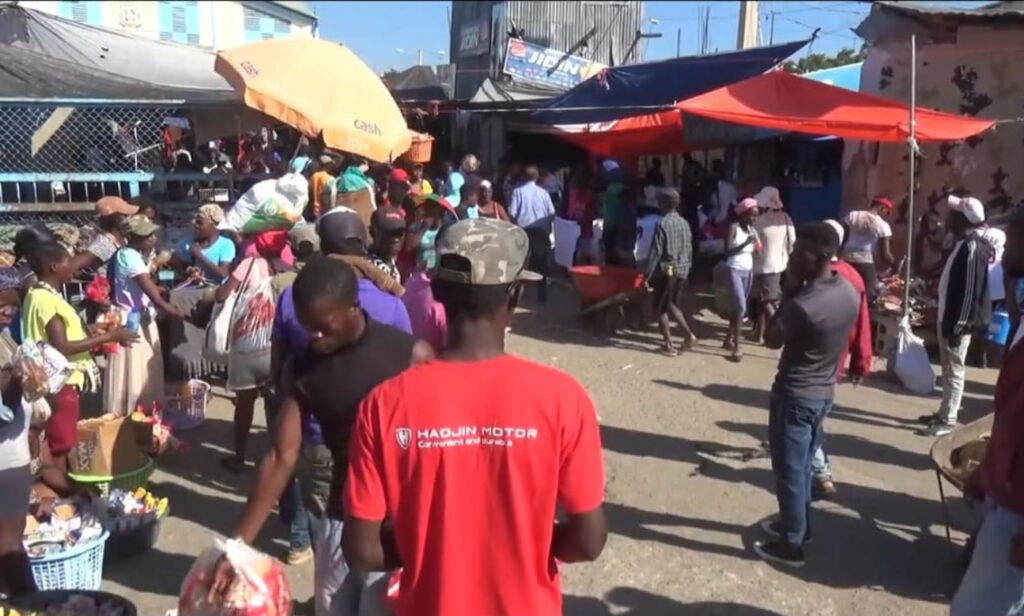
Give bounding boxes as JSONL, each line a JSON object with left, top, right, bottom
{"left": 502, "top": 38, "right": 605, "bottom": 90}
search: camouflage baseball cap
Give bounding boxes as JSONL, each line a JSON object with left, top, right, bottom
{"left": 434, "top": 218, "right": 542, "bottom": 285}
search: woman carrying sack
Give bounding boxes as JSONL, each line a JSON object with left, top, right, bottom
{"left": 215, "top": 230, "right": 292, "bottom": 473}
{"left": 105, "top": 215, "right": 186, "bottom": 416}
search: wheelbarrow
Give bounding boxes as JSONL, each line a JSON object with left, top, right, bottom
{"left": 569, "top": 265, "right": 647, "bottom": 333}
{"left": 929, "top": 413, "right": 992, "bottom": 546}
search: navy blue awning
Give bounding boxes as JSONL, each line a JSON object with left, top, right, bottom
{"left": 530, "top": 39, "right": 808, "bottom": 125}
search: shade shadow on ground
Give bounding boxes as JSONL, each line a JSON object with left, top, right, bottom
{"left": 600, "top": 422, "right": 967, "bottom": 603}
{"left": 564, "top": 589, "right": 786, "bottom": 615}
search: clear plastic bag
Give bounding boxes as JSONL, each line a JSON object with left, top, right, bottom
{"left": 178, "top": 539, "right": 291, "bottom": 616}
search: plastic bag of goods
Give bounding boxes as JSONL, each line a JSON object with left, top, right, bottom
{"left": 179, "top": 538, "right": 291, "bottom": 616}
{"left": 219, "top": 174, "right": 308, "bottom": 234}
{"left": 13, "top": 341, "right": 71, "bottom": 402}
{"left": 893, "top": 317, "right": 936, "bottom": 395}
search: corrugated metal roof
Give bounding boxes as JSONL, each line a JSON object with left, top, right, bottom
{"left": 874, "top": 1, "right": 1024, "bottom": 19}
{"left": 269, "top": 1, "right": 316, "bottom": 20}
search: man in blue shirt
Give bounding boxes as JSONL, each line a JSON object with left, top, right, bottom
{"left": 509, "top": 165, "right": 555, "bottom": 303}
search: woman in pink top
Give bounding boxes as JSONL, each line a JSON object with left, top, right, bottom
{"left": 402, "top": 267, "right": 447, "bottom": 353}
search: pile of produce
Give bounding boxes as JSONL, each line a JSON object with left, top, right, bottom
{"left": 23, "top": 501, "right": 104, "bottom": 558}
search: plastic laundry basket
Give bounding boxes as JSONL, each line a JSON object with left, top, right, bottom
{"left": 164, "top": 379, "right": 211, "bottom": 431}
{"left": 29, "top": 531, "right": 110, "bottom": 591}
{"left": 69, "top": 457, "right": 154, "bottom": 497}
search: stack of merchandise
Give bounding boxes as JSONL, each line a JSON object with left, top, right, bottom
{"left": 131, "top": 403, "right": 188, "bottom": 457}
{"left": 876, "top": 275, "right": 937, "bottom": 327}
{"left": 94, "top": 488, "right": 168, "bottom": 528}
{"left": 23, "top": 502, "right": 104, "bottom": 559}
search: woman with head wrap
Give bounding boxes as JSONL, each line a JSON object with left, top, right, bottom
{"left": 214, "top": 229, "right": 292, "bottom": 473}
{"left": 173, "top": 203, "right": 237, "bottom": 284}
{"left": 722, "top": 197, "right": 762, "bottom": 362}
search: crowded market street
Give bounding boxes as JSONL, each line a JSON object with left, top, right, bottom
{"left": 101, "top": 283, "right": 986, "bottom": 616}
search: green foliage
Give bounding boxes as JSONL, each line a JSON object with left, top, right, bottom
{"left": 782, "top": 47, "right": 865, "bottom": 74}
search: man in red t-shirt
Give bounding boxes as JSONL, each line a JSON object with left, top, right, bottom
{"left": 342, "top": 218, "right": 608, "bottom": 616}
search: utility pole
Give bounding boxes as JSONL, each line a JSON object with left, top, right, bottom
{"left": 417, "top": 49, "right": 423, "bottom": 65}
{"left": 703, "top": 5, "right": 711, "bottom": 54}
{"left": 676, "top": 27, "right": 681, "bottom": 57}
{"left": 736, "top": 0, "right": 759, "bottom": 49}
{"left": 769, "top": 11, "right": 776, "bottom": 45}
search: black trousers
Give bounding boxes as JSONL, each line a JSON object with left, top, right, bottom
{"left": 848, "top": 261, "right": 878, "bottom": 305}
{"left": 525, "top": 227, "right": 551, "bottom": 302}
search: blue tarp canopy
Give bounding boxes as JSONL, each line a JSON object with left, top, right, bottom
{"left": 802, "top": 62, "right": 862, "bottom": 92}
{"left": 530, "top": 39, "right": 808, "bottom": 125}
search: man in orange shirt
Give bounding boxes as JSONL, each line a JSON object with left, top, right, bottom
{"left": 310, "top": 155, "right": 338, "bottom": 219}
{"left": 342, "top": 218, "right": 607, "bottom": 616}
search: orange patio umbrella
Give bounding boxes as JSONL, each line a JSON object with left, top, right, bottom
{"left": 215, "top": 38, "right": 412, "bottom": 162}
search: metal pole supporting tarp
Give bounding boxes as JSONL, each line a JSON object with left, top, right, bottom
{"left": 902, "top": 34, "right": 917, "bottom": 320}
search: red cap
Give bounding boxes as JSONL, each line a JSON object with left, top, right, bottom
{"left": 871, "top": 197, "right": 893, "bottom": 212}
{"left": 389, "top": 168, "right": 410, "bottom": 183}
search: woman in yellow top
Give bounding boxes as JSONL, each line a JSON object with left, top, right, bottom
{"left": 21, "top": 241, "right": 136, "bottom": 472}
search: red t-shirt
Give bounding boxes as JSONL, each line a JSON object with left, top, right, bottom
{"left": 344, "top": 355, "right": 604, "bottom": 616}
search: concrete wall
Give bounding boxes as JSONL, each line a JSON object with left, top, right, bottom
{"left": 19, "top": 1, "right": 314, "bottom": 50}
{"left": 844, "top": 25, "right": 1024, "bottom": 271}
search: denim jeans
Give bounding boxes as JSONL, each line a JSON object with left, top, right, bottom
{"left": 265, "top": 393, "right": 314, "bottom": 552}
{"left": 313, "top": 516, "right": 390, "bottom": 616}
{"left": 951, "top": 504, "right": 1024, "bottom": 615}
{"left": 938, "top": 330, "right": 972, "bottom": 424}
{"left": 768, "top": 393, "right": 832, "bottom": 545}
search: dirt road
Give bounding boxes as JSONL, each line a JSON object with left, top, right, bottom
{"left": 104, "top": 284, "right": 987, "bottom": 614}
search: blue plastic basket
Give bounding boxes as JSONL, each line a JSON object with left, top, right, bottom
{"left": 29, "top": 530, "right": 109, "bottom": 591}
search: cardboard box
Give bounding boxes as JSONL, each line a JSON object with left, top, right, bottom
{"left": 71, "top": 415, "right": 147, "bottom": 476}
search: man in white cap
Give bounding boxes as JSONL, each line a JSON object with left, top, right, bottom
{"left": 919, "top": 195, "right": 992, "bottom": 436}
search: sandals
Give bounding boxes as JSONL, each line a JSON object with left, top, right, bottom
{"left": 660, "top": 346, "right": 679, "bottom": 357}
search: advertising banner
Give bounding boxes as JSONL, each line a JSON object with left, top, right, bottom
{"left": 502, "top": 38, "right": 605, "bottom": 90}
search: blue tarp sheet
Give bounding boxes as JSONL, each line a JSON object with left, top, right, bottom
{"left": 802, "top": 62, "right": 862, "bottom": 92}
{"left": 530, "top": 39, "right": 808, "bottom": 125}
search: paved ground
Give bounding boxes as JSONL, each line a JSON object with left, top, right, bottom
{"left": 102, "top": 283, "right": 992, "bottom": 615}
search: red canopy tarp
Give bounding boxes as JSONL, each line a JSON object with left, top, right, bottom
{"left": 676, "top": 70, "right": 994, "bottom": 142}
{"left": 553, "top": 110, "right": 688, "bottom": 158}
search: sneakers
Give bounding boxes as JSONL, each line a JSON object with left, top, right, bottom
{"left": 811, "top": 477, "right": 837, "bottom": 501}
{"left": 759, "top": 519, "right": 813, "bottom": 544}
{"left": 917, "top": 421, "right": 957, "bottom": 437}
{"left": 285, "top": 546, "right": 313, "bottom": 566}
{"left": 753, "top": 539, "right": 806, "bottom": 568}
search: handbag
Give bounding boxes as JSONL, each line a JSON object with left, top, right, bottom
{"left": 202, "top": 259, "right": 254, "bottom": 365}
